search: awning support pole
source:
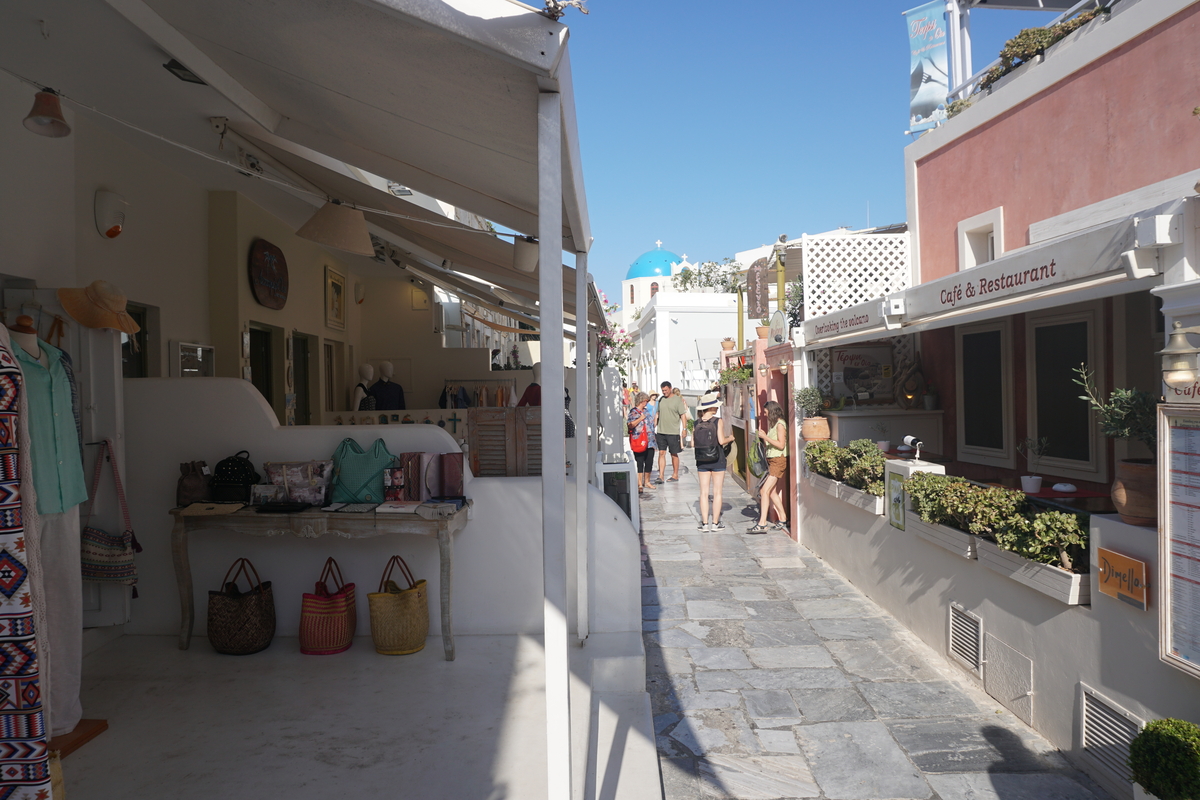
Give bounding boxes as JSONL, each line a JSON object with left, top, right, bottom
{"left": 575, "top": 251, "right": 589, "bottom": 644}
{"left": 538, "top": 90, "right": 571, "bottom": 800}
{"left": 737, "top": 287, "right": 745, "bottom": 350}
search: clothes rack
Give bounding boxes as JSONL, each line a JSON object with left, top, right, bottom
{"left": 441, "top": 378, "right": 517, "bottom": 409}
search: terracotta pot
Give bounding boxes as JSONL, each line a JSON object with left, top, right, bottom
{"left": 720, "top": 341, "right": 736, "bottom": 351}
{"left": 755, "top": 326, "right": 770, "bottom": 339}
{"left": 1112, "top": 459, "right": 1157, "bottom": 527}
{"left": 801, "top": 416, "right": 830, "bottom": 441}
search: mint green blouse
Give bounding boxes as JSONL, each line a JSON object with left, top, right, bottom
{"left": 15, "top": 342, "right": 88, "bottom": 515}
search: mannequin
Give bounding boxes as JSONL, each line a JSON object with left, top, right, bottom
{"left": 353, "top": 364, "right": 375, "bottom": 411}
{"left": 517, "top": 362, "right": 542, "bottom": 407}
{"left": 8, "top": 315, "right": 88, "bottom": 737}
{"left": 369, "top": 360, "right": 406, "bottom": 410}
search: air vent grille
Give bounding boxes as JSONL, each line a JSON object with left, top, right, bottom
{"left": 1080, "top": 684, "right": 1143, "bottom": 786}
{"left": 948, "top": 602, "right": 983, "bottom": 677}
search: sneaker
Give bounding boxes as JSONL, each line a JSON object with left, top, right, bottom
{"left": 697, "top": 520, "right": 710, "bottom": 531}
{"left": 709, "top": 521, "right": 726, "bottom": 532}
{"left": 747, "top": 524, "right": 769, "bottom": 534}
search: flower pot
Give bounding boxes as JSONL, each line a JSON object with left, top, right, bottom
{"left": 1020, "top": 476, "right": 1043, "bottom": 493}
{"left": 876, "top": 441, "right": 890, "bottom": 452}
{"left": 1112, "top": 459, "right": 1157, "bottom": 527}
{"left": 720, "top": 341, "right": 736, "bottom": 351}
{"left": 923, "top": 395, "right": 937, "bottom": 411}
{"left": 801, "top": 416, "right": 830, "bottom": 441}
{"left": 755, "top": 326, "right": 770, "bottom": 339}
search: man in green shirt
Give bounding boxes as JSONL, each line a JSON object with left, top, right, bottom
{"left": 655, "top": 381, "right": 689, "bottom": 483}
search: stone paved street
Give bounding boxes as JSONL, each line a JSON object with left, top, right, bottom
{"left": 639, "top": 455, "right": 1111, "bottom": 800}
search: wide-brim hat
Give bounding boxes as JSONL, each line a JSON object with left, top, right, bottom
{"left": 697, "top": 391, "right": 721, "bottom": 410}
{"left": 57, "top": 280, "right": 140, "bottom": 335}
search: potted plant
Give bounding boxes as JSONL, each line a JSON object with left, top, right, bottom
{"left": 1129, "top": 717, "right": 1200, "bottom": 800}
{"left": 718, "top": 365, "right": 753, "bottom": 386}
{"left": 720, "top": 336, "right": 736, "bottom": 351}
{"left": 923, "top": 383, "right": 938, "bottom": 411}
{"left": 756, "top": 315, "right": 771, "bottom": 340}
{"left": 795, "top": 386, "right": 830, "bottom": 441}
{"left": 870, "top": 420, "right": 890, "bottom": 452}
{"left": 1016, "top": 436, "right": 1049, "bottom": 493}
{"left": 1075, "top": 365, "right": 1159, "bottom": 527}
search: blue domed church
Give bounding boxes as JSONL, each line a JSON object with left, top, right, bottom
{"left": 618, "top": 241, "right": 691, "bottom": 330}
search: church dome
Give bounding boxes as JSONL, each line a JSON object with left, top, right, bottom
{"left": 626, "top": 245, "right": 684, "bottom": 280}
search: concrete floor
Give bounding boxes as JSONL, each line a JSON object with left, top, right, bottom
{"left": 639, "top": 454, "right": 1114, "bottom": 800}
{"left": 68, "top": 634, "right": 548, "bottom": 799}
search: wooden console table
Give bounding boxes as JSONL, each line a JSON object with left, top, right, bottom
{"left": 170, "top": 506, "right": 470, "bottom": 660}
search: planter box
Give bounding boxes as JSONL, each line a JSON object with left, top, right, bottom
{"left": 977, "top": 539, "right": 1090, "bottom": 606}
{"left": 909, "top": 516, "right": 977, "bottom": 559}
{"left": 807, "top": 472, "right": 840, "bottom": 499}
{"left": 805, "top": 471, "right": 884, "bottom": 516}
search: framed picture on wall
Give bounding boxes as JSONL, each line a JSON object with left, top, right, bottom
{"left": 831, "top": 343, "right": 894, "bottom": 403}
{"left": 325, "top": 266, "right": 347, "bottom": 331}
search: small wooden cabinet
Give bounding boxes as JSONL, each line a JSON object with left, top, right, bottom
{"left": 468, "top": 407, "right": 542, "bottom": 476}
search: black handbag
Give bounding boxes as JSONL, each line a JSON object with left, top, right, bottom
{"left": 210, "top": 450, "right": 261, "bottom": 503}
{"left": 207, "top": 558, "right": 275, "bottom": 655}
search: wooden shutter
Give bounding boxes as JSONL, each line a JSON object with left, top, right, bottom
{"left": 519, "top": 407, "right": 541, "bottom": 476}
{"left": 468, "top": 408, "right": 515, "bottom": 476}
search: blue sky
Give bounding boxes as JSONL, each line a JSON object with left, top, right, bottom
{"left": 567, "top": 1, "right": 1058, "bottom": 305}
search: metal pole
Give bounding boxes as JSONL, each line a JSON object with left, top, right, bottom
{"left": 575, "top": 251, "right": 590, "bottom": 644}
{"left": 538, "top": 90, "right": 571, "bottom": 800}
{"left": 776, "top": 248, "right": 786, "bottom": 325}
{"left": 737, "top": 287, "right": 745, "bottom": 350}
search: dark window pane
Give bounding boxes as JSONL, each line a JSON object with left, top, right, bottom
{"left": 121, "top": 307, "right": 147, "bottom": 378}
{"left": 249, "top": 328, "right": 272, "bottom": 404}
{"left": 293, "top": 336, "right": 310, "bottom": 425}
{"left": 962, "top": 330, "right": 1004, "bottom": 450}
{"left": 1035, "top": 321, "right": 1090, "bottom": 461}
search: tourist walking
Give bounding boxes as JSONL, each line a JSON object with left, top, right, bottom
{"left": 654, "top": 381, "right": 688, "bottom": 483}
{"left": 627, "top": 392, "right": 655, "bottom": 493}
{"left": 749, "top": 399, "right": 789, "bottom": 533}
{"left": 693, "top": 391, "right": 734, "bottom": 531}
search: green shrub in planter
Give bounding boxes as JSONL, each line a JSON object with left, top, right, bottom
{"left": 903, "top": 472, "right": 965, "bottom": 527}
{"left": 902, "top": 474, "right": 1027, "bottom": 537}
{"left": 1129, "top": 718, "right": 1200, "bottom": 800}
{"left": 805, "top": 439, "right": 842, "bottom": 479}
{"left": 995, "top": 509, "right": 1088, "bottom": 572}
{"left": 842, "top": 441, "right": 887, "bottom": 497}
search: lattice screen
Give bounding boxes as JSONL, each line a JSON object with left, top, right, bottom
{"left": 801, "top": 233, "right": 911, "bottom": 319}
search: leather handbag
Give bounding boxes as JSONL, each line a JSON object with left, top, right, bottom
{"left": 80, "top": 439, "right": 142, "bottom": 588}
{"left": 299, "top": 557, "right": 356, "bottom": 655}
{"left": 207, "top": 558, "right": 275, "bottom": 655}
{"left": 367, "top": 556, "right": 428, "bottom": 655}
{"left": 263, "top": 460, "right": 333, "bottom": 506}
{"left": 176, "top": 461, "right": 210, "bottom": 507}
{"left": 331, "top": 438, "right": 395, "bottom": 503}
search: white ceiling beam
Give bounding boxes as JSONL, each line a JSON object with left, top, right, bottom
{"left": 104, "top": 0, "right": 282, "bottom": 131}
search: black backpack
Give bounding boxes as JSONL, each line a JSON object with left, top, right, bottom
{"left": 694, "top": 420, "right": 720, "bottom": 464}
{"left": 210, "top": 450, "right": 261, "bottom": 503}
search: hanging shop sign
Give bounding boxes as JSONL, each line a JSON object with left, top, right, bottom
{"left": 905, "top": 218, "right": 1135, "bottom": 322}
{"left": 747, "top": 257, "right": 770, "bottom": 320}
{"left": 803, "top": 297, "right": 885, "bottom": 344}
{"left": 904, "top": 0, "right": 949, "bottom": 133}
{"left": 249, "top": 239, "right": 289, "bottom": 310}
{"left": 1096, "top": 547, "right": 1148, "bottom": 610}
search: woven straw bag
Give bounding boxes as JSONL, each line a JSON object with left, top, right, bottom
{"left": 368, "top": 556, "right": 428, "bottom": 655}
{"left": 207, "top": 558, "right": 275, "bottom": 655}
{"left": 299, "top": 557, "right": 356, "bottom": 655}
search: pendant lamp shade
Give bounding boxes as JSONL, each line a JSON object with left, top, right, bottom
{"left": 23, "top": 89, "right": 71, "bottom": 138}
{"left": 295, "top": 200, "right": 374, "bottom": 257}
{"left": 513, "top": 236, "right": 539, "bottom": 273}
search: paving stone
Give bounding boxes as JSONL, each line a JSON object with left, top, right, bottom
{"left": 791, "top": 688, "right": 876, "bottom": 723}
{"left": 687, "top": 600, "right": 749, "bottom": 620}
{"left": 925, "top": 772, "right": 1105, "bottom": 800}
{"left": 674, "top": 685, "right": 745, "bottom": 711}
{"left": 756, "top": 729, "right": 802, "bottom": 754}
{"left": 704, "top": 558, "right": 764, "bottom": 576}
{"left": 647, "top": 543, "right": 697, "bottom": 556}
{"left": 695, "top": 620, "right": 755, "bottom": 648}
{"left": 743, "top": 668, "right": 852, "bottom": 690}
{"left": 643, "top": 604, "right": 688, "bottom": 621}
{"left": 660, "top": 757, "right": 701, "bottom": 800}
{"left": 826, "top": 640, "right": 940, "bottom": 682}
{"left": 646, "top": 647, "right": 695, "bottom": 675}
{"left": 747, "top": 646, "right": 837, "bottom": 670}
{"left": 743, "top": 689, "right": 800, "bottom": 719}
{"left": 646, "top": 627, "right": 706, "bottom": 648}
{"left": 669, "top": 709, "right": 749, "bottom": 756}
{"left": 796, "top": 720, "right": 932, "bottom": 799}
{"left": 751, "top": 717, "right": 805, "bottom": 729}
{"left": 776, "top": 578, "right": 844, "bottom": 599}
{"left": 744, "top": 620, "right": 821, "bottom": 647}
{"left": 887, "top": 717, "right": 1063, "bottom": 773}
{"left": 858, "top": 681, "right": 982, "bottom": 719}
{"left": 655, "top": 711, "right": 682, "bottom": 734}
{"left": 696, "top": 755, "right": 820, "bottom": 799}
{"left": 643, "top": 587, "right": 685, "bottom": 606}
{"left": 688, "top": 647, "right": 753, "bottom": 671}
{"left": 744, "top": 600, "right": 803, "bottom": 620}
{"left": 652, "top": 561, "right": 706, "bottom": 577}
{"left": 761, "top": 568, "right": 811, "bottom": 582}
{"left": 678, "top": 621, "right": 712, "bottom": 640}
{"left": 794, "top": 596, "right": 882, "bottom": 619}
{"left": 730, "top": 586, "right": 770, "bottom": 601}
{"left": 695, "top": 670, "right": 753, "bottom": 692}
{"left": 757, "top": 556, "right": 807, "bottom": 570}
{"left": 650, "top": 551, "right": 703, "bottom": 561}
{"left": 684, "top": 586, "right": 733, "bottom": 601}
{"left": 810, "top": 617, "right": 897, "bottom": 641}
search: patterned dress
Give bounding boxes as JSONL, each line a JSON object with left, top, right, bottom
{"left": 0, "top": 341, "right": 50, "bottom": 799}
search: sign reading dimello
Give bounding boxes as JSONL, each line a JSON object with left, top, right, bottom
{"left": 1097, "top": 547, "right": 1148, "bottom": 610}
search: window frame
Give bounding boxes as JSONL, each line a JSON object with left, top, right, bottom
{"left": 1025, "top": 301, "right": 1107, "bottom": 483}
{"left": 957, "top": 207, "right": 1005, "bottom": 271}
{"left": 955, "top": 318, "right": 1015, "bottom": 469}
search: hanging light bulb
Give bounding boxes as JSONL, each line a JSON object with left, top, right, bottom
{"left": 23, "top": 88, "right": 71, "bottom": 138}
{"left": 295, "top": 200, "right": 374, "bottom": 256}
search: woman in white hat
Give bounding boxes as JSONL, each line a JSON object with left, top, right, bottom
{"left": 693, "top": 390, "right": 734, "bottom": 531}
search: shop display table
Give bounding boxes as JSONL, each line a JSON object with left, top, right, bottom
{"left": 170, "top": 505, "right": 470, "bottom": 660}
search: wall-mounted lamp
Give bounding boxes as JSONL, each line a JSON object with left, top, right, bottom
{"left": 1159, "top": 320, "right": 1200, "bottom": 389}
{"left": 779, "top": 363, "right": 789, "bottom": 375}
{"left": 94, "top": 190, "right": 128, "bottom": 239}
{"left": 758, "top": 363, "right": 769, "bottom": 378}
{"left": 23, "top": 88, "right": 71, "bottom": 138}
{"left": 882, "top": 296, "right": 905, "bottom": 331}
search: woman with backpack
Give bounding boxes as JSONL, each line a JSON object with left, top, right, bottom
{"left": 750, "top": 400, "right": 789, "bottom": 534}
{"left": 627, "top": 392, "right": 655, "bottom": 493}
{"left": 693, "top": 391, "right": 734, "bottom": 531}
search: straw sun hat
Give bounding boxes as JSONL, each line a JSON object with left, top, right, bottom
{"left": 57, "top": 280, "right": 140, "bottom": 335}
{"left": 697, "top": 391, "right": 721, "bottom": 410}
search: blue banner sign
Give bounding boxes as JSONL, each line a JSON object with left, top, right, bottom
{"left": 906, "top": 1, "right": 949, "bottom": 132}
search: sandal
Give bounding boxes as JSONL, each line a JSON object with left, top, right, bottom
{"left": 667, "top": 476, "right": 679, "bottom": 482}
{"left": 748, "top": 524, "right": 769, "bottom": 534}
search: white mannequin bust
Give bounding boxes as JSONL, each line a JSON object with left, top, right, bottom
{"left": 352, "top": 364, "right": 374, "bottom": 410}
{"left": 531, "top": 362, "right": 541, "bottom": 384}
{"left": 7, "top": 316, "right": 45, "bottom": 366}
{"left": 378, "top": 361, "right": 394, "bottom": 383}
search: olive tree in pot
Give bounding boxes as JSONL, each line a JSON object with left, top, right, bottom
{"left": 1075, "top": 365, "right": 1159, "bottom": 527}
{"left": 795, "top": 386, "right": 829, "bottom": 441}
{"left": 1016, "top": 436, "right": 1049, "bottom": 494}
{"left": 1129, "top": 717, "right": 1200, "bottom": 800}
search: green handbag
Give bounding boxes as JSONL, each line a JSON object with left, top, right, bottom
{"left": 331, "top": 438, "right": 396, "bottom": 503}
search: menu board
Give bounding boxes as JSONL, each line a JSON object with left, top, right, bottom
{"left": 1164, "top": 410, "right": 1200, "bottom": 678}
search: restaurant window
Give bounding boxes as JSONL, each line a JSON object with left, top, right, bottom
{"left": 955, "top": 319, "right": 1014, "bottom": 468}
{"left": 1026, "top": 303, "right": 1105, "bottom": 482}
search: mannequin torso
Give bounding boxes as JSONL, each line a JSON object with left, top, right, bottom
{"left": 353, "top": 364, "right": 374, "bottom": 411}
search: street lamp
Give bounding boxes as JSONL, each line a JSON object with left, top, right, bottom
{"left": 1158, "top": 321, "right": 1200, "bottom": 389}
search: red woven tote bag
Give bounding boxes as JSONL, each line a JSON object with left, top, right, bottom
{"left": 299, "top": 557, "right": 357, "bottom": 655}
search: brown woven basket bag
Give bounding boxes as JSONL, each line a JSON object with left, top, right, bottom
{"left": 368, "top": 555, "right": 428, "bottom": 655}
{"left": 207, "top": 558, "right": 275, "bottom": 655}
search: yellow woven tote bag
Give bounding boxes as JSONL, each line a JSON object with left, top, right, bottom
{"left": 368, "top": 555, "right": 428, "bottom": 655}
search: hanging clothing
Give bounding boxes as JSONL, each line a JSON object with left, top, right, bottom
{"left": 437, "top": 387, "right": 448, "bottom": 409}
{"left": 368, "top": 378, "right": 405, "bottom": 410}
{"left": 13, "top": 341, "right": 86, "bottom": 515}
{"left": 0, "top": 336, "right": 52, "bottom": 794}
{"left": 565, "top": 388, "right": 575, "bottom": 439}
{"left": 454, "top": 386, "right": 470, "bottom": 409}
{"left": 517, "top": 382, "right": 541, "bottom": 407}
